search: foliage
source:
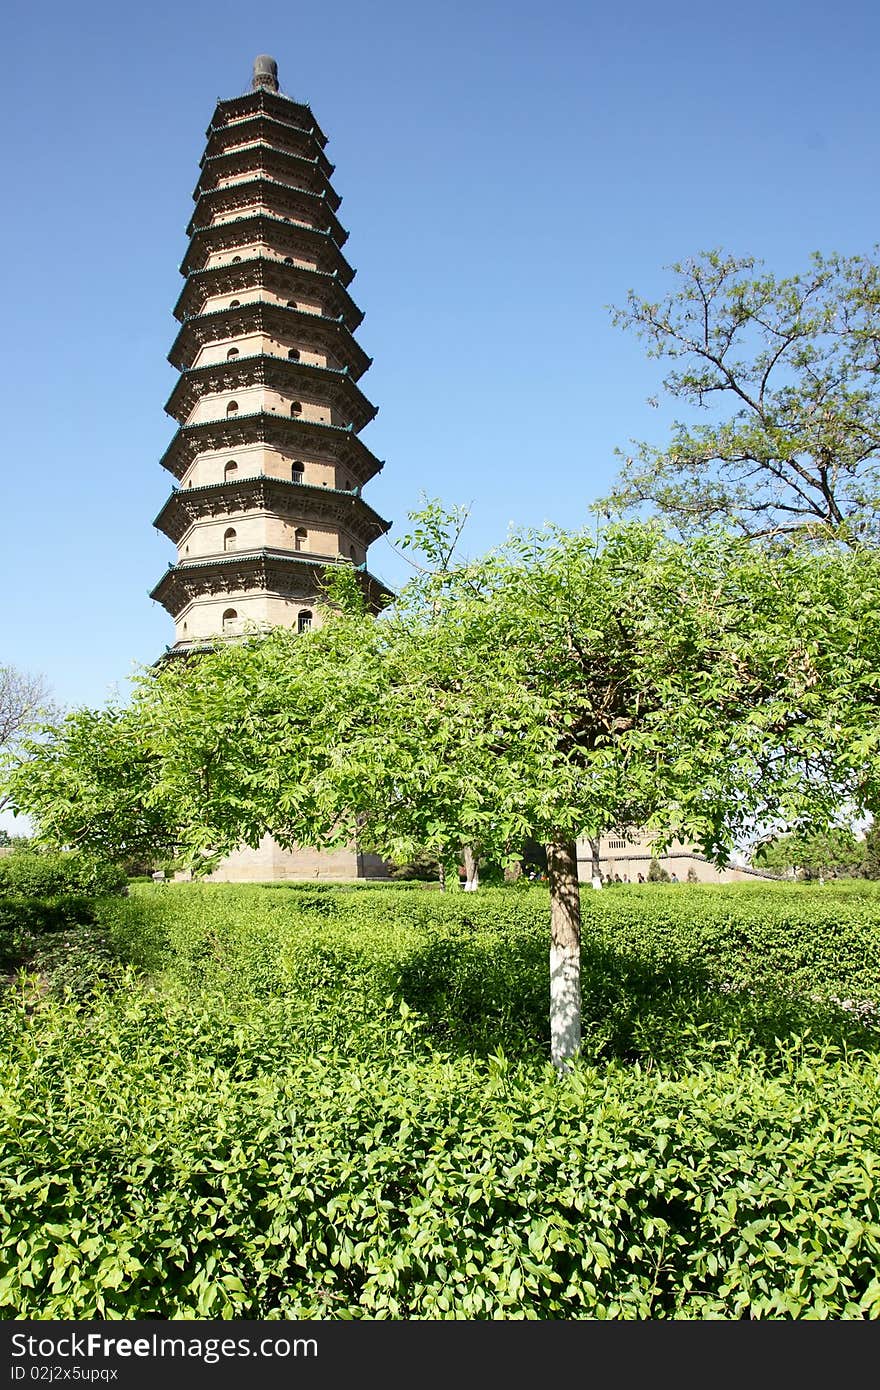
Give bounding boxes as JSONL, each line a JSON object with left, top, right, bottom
{"left": 1, "top": 881, "right": 879, "bottom": 1318}
{"left": 754, "top": 827, "right": 866, "bottom": 879}
{"left": 97, "top": 882, "right": 880, "bottom": 1058}
{"left": 0, "top": 853, "right": 127, "bottom": 985}
{"left": 604, "top": 249, "right": 880, "bottom": 545}
{"left": 0, "top": 847, "right": 127, "bottom": 898}
{"left": 0, "top": 898, "right": 99, "bottom": 974}
{"left": 386, "top": 850, "right": 442, "bottom": 882}
{"left": 647, "top": 860, "right": 671, "bottom": 883}
{"left": 6, "top": 518, "right": 880, "bottom": 1067}
{"left": 9, "top": 522, "right": 879, "bottom": 876}
{"left": 2, "top": 707, "right": 174, "bottom": 864}
{"left": 862, "top": 822, "right": 880, "bottom": 881}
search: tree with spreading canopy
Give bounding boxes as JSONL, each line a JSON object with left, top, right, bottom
{"left": 604, "top": 249, "right": 880, "bottom": 546}
{"left": 6, "top": 519, "right": 880, "bottom": 1069}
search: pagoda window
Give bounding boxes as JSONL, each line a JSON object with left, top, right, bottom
{"left": 224, "top": 528, "right": 237, "bottom": 551}
{"left": 230, "top": 299, "right": 241, "bottom": 308}
{"left": 287, "top": 300, "right": 298, "bottom": 309}
{"left": 222, "top": 608, "right": 238, "bottom": 631}
{"left": 284, "top": 256, "right": 294, "bottom": 264}
{"left": 288, "top": 348, "right": 300, "bottom": 360}
{"left": 290, "top": 401, "right": 302, "bottom": 416}
{"left": 232, "top": 255, "right": 242, "bottom": 263}
{"left": 227, "top": 347, "right": 239, "bottom": 360}
{"left": 298, "top": 610, "right": 313, "bottom": 633}
{"left": 224, "top": 460, "right": 238, "bottom": 480}
{"left": 293, "top": 527, "right": 307, "bottom": 551}
{"left": 227, "top": 400, "right": 239, "bottom": 415}
{"left": 291, "top": 462, "right": 304, "bottom": 483}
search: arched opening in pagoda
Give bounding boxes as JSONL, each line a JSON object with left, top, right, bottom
{"left": 222, "top": 608, "right": 238, "bottom": 631}
{"left": 290, "top": 401, "right": 302, "bottom": 416}
{"left": 291, "top": 462, "right": 304, "bottom": 483}
{"left": 224, "top": 460, "right": 238, "bottom": 480}
{"left": 298, "top": 610, "right": 312, "bottom": 633}
{"left": 226, "top": 401, "right": 238, "bottom": 416}
{"left": 224, "top": 528, "right": 237, "bottom": 551}
{"left": 227, "top": 347, "right": 239, "bottom": 360}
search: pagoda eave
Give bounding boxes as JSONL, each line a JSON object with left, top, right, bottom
{"left": 168, "top": 303, "right": 371, "bottom": 379}
{"left": 203, "top": 112, "right": 334, "bottom": 176}
{"left": 159, "top": 412, "right": 383, "bottom": 483}
{"left": 172, "top": 257, "right": 364, "bottom": 330}
{"left": 180, "top": 213, "right": 355, "bottom": 284}
{"left": 153, "top": 476, "right": 391, "bottom": 546}
{"left": 186, "top": 178, "right": 348, "bottom": 246}
{"left": 211, "top": 88, "right": 329, "bottom": 148}
{"left": 151, "top": 550, "right": 390, "bottom": 618}
{"left": 194, "top": 148, "right": 341, "bottom": 212}
{"left": 164, "top": 355, "right": 377, "bottom": 429}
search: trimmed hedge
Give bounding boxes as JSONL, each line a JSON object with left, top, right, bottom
{"left": 96, "top": 883, "right": 880, "bottom": 1063}
{"left": 0, "top": 991, "right": 878, "bottom": 1318}
{"left": 1, "top": 881, "right": 878, "bottom": 1318}
{"left": 0, "top": 850, "right": 126, "bottom": 899}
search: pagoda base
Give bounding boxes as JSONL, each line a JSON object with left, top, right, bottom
{"left": 176, "top": 832, "right": 390, "bottom": 882}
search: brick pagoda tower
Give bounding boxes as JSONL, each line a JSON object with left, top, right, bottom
{"left": 151, "top": 56, "right": 391, "bottom": 880}
{"left": 152, "top": 54, "right": 390, "bottom": 653}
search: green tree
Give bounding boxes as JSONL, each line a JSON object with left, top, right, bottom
{"left": 861, "top": 821, "right": 880, "bottom": 880}
{"left": 7, "top": 523, "right": 880, "bottom": 1069}
{"left": 604, "top": 250, "right": 880, "bottom": 546}
{"left": 754, "top": 826, "right": 864, "bottom": 880}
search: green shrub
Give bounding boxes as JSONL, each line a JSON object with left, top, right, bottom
{"left": 0, "top": 849, "right": 126, "bottom": 899}
{"left": 0, "top": 989, "right": 877, "bottom": 1319}
{"left": 2, "top": 880, "right": 879, "bottom": 1319}
{"left": 95, "top": 882, "right": 880, "bottom": 1067}
{"left": 0, "top": 896, "right": 100, "bottom": 974}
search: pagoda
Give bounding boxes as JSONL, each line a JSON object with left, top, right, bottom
{"left": 152, "top": 55, "right": 390, "bottom": 652}
{"left": 150, "top": 55, "right": 391, "bottom": 880}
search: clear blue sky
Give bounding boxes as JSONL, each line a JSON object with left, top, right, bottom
{"left": 3, "top": 0, "right": 879, "bottom": 723}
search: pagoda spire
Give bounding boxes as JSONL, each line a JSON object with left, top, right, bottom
{"left": 251, "top": 54, "right": 279, "bottom": 92}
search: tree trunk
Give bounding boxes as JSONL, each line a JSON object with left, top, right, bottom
{"left": 589, "top": 835, "right": 602, "bottom": 890}
{"left": 545, "top": 840, "right": 581, "bottom": 1072}
{"left": 438, "top": 862, "right": 446, "bottom": 893}
{"left": 462, "top": 844, "right": 480, "bottom": 892}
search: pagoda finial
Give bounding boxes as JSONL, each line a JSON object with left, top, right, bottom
{"left": 252, "top": 55, "right": 279, "bottom": 92}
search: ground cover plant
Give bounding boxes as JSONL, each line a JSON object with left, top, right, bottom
{"left": 1, "top": 880, "right": 879, "bottom": 1319}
